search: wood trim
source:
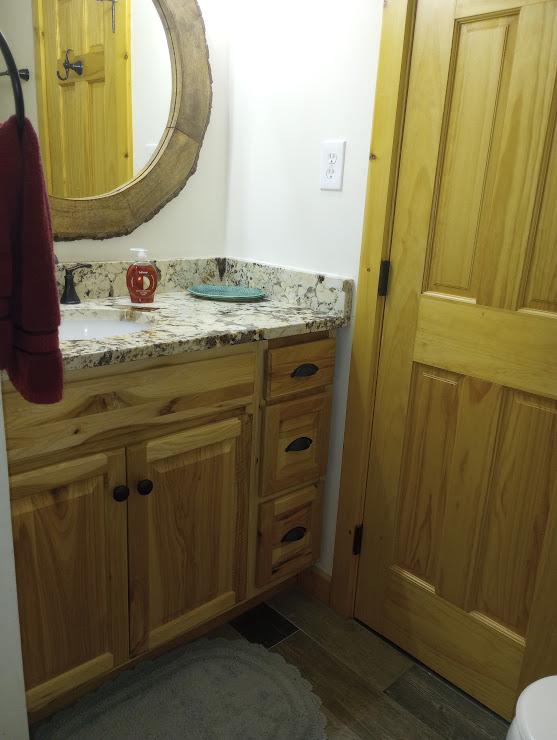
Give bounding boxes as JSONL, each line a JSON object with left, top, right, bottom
{"left": 105, "top": 449, "right": 131, "bottom": 667}
{"left": 49, "top": 0, "right": 212, "bottom": 240}
{"left": 298, "top": 565, "right": 331, "bottom": 605}
{"left": 455, "top": 0, "right": 546, "bottom": 18}
{"left": 26, "top": 653, "right": 114, "bottom": 714}
{"left": 148, "top": 592, "right": 236, "bottom": 650}
{"left": 246, "top": 343, "right": 267, "bottom": 599}
{"left": 9, "top": 453, "right": 109, "bottom": 500}
{"left": 31, "top": 0, "right": 52, "bottom": 190}
{"left": 330, "top": 0, "right": 417, "bottom": 617}
{"left": 145, "top": 418, "right": 242, "bottom": 463}
{"left": 415, "top": 296, "right": 557, "bottom": 399}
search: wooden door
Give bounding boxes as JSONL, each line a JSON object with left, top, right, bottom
{"left": 33, "top": 0, "right": 132, "bottom": 197}
{"left": 10, "top": 450, "right": 128, "bottom": 713}
{"left": 127, "top": 417, "right": 250, "bottom": 656}
{"left": 355, "top": 0, "right": 557, "bottom": 720}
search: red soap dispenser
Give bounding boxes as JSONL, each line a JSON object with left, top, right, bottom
{"left": 126, "top": 248, "right": 158, "bottom": 303}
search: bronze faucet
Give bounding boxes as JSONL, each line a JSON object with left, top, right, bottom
{"left": 60, "top": 263, "right": 92, "bottom": 304}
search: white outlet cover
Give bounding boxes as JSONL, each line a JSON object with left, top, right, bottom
{"left": 320, "top": 140, "right": 346, "bottom": 191}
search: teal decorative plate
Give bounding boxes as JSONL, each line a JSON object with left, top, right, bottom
{"left": 189, "top": 284, "right": 266, "bottom": 302}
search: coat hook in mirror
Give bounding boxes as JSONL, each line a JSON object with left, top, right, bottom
{"left": 97, "top": 0, "right": 118, "bottom": 33}
{"left": 56, "top": 49, "right": 84, "bottom": 81}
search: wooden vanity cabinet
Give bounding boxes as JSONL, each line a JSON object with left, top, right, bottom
{"left": 2, "top": 335, "right": 335, "bottom": 717}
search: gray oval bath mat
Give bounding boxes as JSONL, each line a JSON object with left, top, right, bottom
{"left": 34, "top": 637, "right": 327, "bottom": 740}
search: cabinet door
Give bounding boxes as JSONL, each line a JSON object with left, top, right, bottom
{"left": 128, "top": 416, "right": 250, "bottom": 655}
{"left": 10, "top": 450, "right": 128, "bottom": 713}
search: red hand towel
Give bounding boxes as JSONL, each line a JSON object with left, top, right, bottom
{"left": 0, "top": 116, "right": 63, "bottom": 404}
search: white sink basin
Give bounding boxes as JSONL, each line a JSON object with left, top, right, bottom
{"left": 59, "top": 308, "right": 154, "bottom": 341}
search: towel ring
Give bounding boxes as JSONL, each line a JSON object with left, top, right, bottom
{"left": 0, "top": 31, "right": 25, "bottom": 136}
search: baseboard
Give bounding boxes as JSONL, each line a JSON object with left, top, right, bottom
{"left": 297, "top": 565, "right": 331, "bottom": 605}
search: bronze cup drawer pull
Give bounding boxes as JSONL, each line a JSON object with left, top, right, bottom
{"left": 281, "top": 526, "right": 307, "bottom": 543}
{"left": 285, "top": 436, "right": 313, "bottom": 452}
{"left": 290, "top": 363, "right": 319, "bottom": 378}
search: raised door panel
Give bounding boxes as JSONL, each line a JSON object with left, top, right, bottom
{"left": 356, "top": 0, "right": 557, "bottom": 720}
{"left": 423, "top": 0, "right": 557, "bottom": 311}
{"left": 128, "top": 417, "right": 250, "bottom": 655}
{"left": 10, "top": 450, "right": 128, "bottom": 712}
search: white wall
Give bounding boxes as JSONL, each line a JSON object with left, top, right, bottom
{"left": 0, "top": 0, "right": 38, "bottom": 126}
{"left": 131, "top": 0, "right": 172, "bottom": 174}
{"left": 226, "top": 0, "right": 383, "bottom": 572}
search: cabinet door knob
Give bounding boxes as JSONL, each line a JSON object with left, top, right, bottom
{"left": 285, "top": 436, "right": 313, "bottom": 452}
{"left": 137, "top": 479, "right": 154, "bottom": 496}
{"left": 113, "top": 485, "right": 130, "bottom": 502}
{"left": 291, "top": 363, "right": 319, "bottom": 378}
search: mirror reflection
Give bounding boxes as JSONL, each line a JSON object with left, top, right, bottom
{"left": 34, "top": 0, "right": 172, "bottom": 198}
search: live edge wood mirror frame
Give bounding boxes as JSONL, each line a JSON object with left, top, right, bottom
{"left": 50, "top": 0, "right": 212, "bottom": 241}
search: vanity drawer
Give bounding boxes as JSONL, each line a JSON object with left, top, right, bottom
{"left": 266, "top": 338, "right": 335, "bottom": 400}
{"left": 256, "top": 482, "right": 322, "bottom": 587}
{"left": 260, "top": 392, "right": 331, "bottom": 497}
{"left": 3, "top": 350, "right": 256, "bottom": 469}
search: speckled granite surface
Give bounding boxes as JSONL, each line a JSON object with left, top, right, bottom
{"left": 55, "top": 257, "right": 353, "bottom": 317}
{"left": 57, "top": 267, "right": 351, "bottom": 372}
{"left": 50, "top": 258, "right": 352, "bottom": 372}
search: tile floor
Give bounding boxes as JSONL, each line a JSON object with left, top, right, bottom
{"left": 224, "top": 587, "right": 510, "bottom": 740}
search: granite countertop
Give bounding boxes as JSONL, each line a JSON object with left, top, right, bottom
{"left": 60, "top": 291, "right": 350, "bottom": 372}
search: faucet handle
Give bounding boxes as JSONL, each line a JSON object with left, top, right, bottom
{"left": 64, "top": 263, "right": 92, "bottom": 274}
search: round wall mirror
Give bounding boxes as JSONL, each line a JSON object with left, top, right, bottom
{"left": 31, "top": 0, "right": 212, "bottom": 240}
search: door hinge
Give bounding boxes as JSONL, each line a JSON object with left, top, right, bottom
{"left": 352, "top": 524, "right": 364, "bottom": 556}
{"left": 378, "top": 259, "right": 391, "bottom": 297}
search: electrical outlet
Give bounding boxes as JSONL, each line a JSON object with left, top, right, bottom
{"left": 320, "top": 140, "right": 346, "bottom": 191}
